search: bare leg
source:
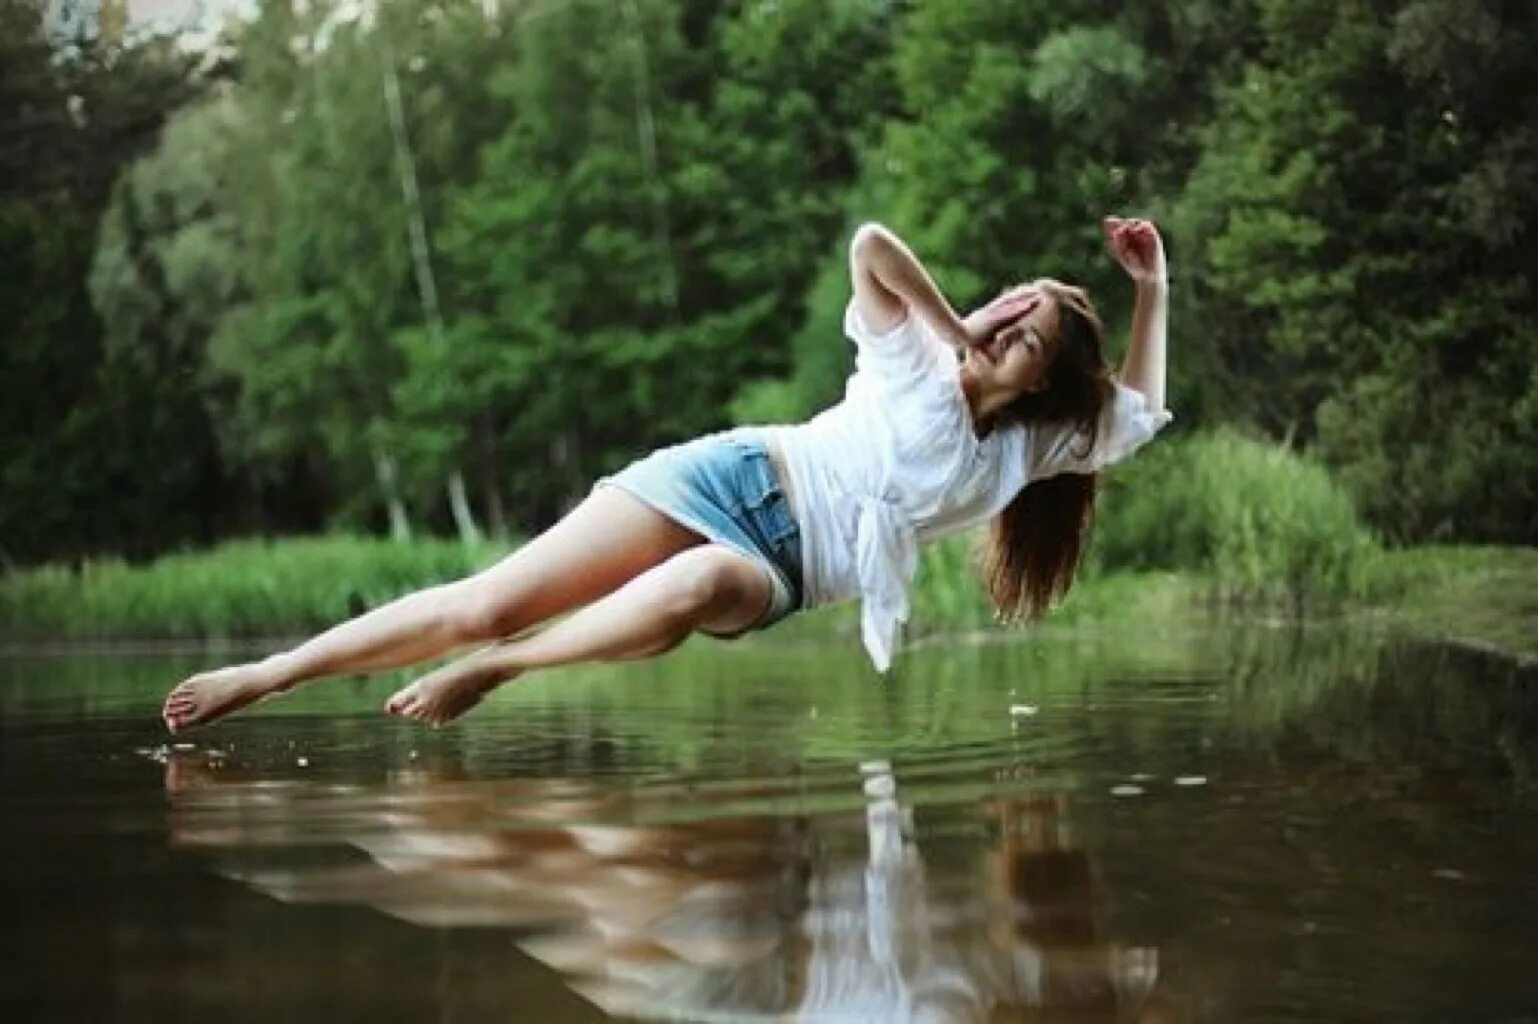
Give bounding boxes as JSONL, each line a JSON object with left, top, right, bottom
{"left": 163, "top": 486, "right": 702, "bottom": 733}
{"left": 385, "top": 545, "right": 774, "bottom": 725}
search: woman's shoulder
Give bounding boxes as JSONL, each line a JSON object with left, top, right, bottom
{"left": 844, "top": 298, "right": 956, "bottom": 387}
{"left": 1025, "top": 382, "right": 1173, "bottom": 479}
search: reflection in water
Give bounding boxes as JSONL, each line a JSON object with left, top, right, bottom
{"left": 166, "top": 756, "right": 1171, "bottom": 1022}
{"left": 9, "top": 627, "right": 1537, "bottom": 1019}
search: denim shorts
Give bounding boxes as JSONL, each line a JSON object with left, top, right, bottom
{"left": 593, "top": 426, "right": 804, "bottom": 636}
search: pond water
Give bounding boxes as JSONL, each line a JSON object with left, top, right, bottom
{"left": 2, "top": 622, "right": 1537, "bottom": 1022}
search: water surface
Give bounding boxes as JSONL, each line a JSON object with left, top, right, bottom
{"left": 3, "top": 623, "right": 1536, "bottom": 1021}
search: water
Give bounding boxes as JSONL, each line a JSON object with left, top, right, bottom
{"left": 3, "top": 623, "right": 1537, "bottom": 1022}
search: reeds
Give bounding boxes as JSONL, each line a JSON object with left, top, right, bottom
{"left": 0, "top": 536, "right": 498, "bottom": 641}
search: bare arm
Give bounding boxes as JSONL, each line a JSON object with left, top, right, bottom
{"left": 1103, "top": 217, "right": 1168, "bottom": 412}
{"left": 849, "top": 222, "right": 972, "bottom": 348}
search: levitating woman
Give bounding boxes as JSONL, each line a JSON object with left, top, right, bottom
{"left": 162, "top": 216, "right": 1170, "bottom": 732}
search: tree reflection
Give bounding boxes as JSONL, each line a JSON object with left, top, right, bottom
{"left": 166, "top": 755, "right": 1173, "bottom": 1021}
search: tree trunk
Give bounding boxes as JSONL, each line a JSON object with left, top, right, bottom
{"left": 445, "top": 469, "right": 482, "bottom": 546}
{"left": 618, "top": 0, "right": 679, "bottom": 317}
{"left": 484, "top": 477, "right": 509, "bottom": 542}
{"left": 372, "top": 447, "right": 412, "bottom": 542}
{"left": 474, "top": 414, "right": 509, "bottom": 541}
{"left": 380, "top": 25, "right": 482, "bottom": 547}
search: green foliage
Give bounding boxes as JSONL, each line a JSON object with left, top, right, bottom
{"left": 4, "top": 0, "right": 1537, "bottom": 568}
{"left": 0, "top": 536, "right": 498, "bottom": 641}
{"left": 909, "top": 531, "right": 994, "bottom": 631}
{"left": 1027, "top": 25, "right": 1150, "bottom": 132}
{"left": 1092, "top": 428, "right": 1377, "bottom": 602}
{"left": 1173, "top": 0, "right": 1538, "bottom": 541}
{"left": 909, "top": 429, "right": 1378, "bottom": 632}
{"left": 83, "top": 96, "right": 244, "bottom": 555}
{"left": 0, "top": 8, "right": 202, "bottom": 562}
{"left": 1355, "top": 545, "right": 1538, "bottom": 662}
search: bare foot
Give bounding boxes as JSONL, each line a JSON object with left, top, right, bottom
{"left": 385, "top": 653, "right": 517, "bottom": 726}
{"left": 163, "top": 662, "right": 286, "bottom": 733}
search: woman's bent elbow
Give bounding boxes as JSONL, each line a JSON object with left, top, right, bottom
{"left": 850, "top": 222, "right": 892, "bottom": 258}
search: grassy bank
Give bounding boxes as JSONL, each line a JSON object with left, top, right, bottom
{"left": 909, "top": 546, "right": 1538, "bottom": 664}
{"left": 2, "top": 432, "right": 1532, "bottom": 662}
{"left": 1353, "top": 545, "right": 1538, "bottom": 663}
{"left": 909, "top": 429, "right": 1535, "bottom": 662}
{"left": 0, "top": 536, "right": 499, "bottom": 642}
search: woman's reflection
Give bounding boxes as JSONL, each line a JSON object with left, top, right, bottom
{"left": 165, "top": 754, "right": 1172, "bottom": 1021}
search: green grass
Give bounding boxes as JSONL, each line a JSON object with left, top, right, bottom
{"left": 1090, "top": 427, "right": 1378, "bottom": 604}
{"left": 0, "top": 536, "right": 501, "bottom": 642}
{"left": 2, "top": 430, "right": 1532, "bottom": 668}
{"left": 1354, "top": 545, "right": 1538, "bottom": 663}
{"left": 910, "top": 428, "right": 1379, "bottom": 632}
{"left": 905, "top": 430, "right": 1534, "bottom": 664}
{"left": 908, "top": 539, "right": 1204, "bottom": 635}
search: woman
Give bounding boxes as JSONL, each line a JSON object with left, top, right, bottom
{"left": 162, "top": 216, "right": 1170, "bottom": 732}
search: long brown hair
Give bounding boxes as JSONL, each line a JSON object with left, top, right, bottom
{"left": 977, "top": 280, "right": 1113, "bottom": 622}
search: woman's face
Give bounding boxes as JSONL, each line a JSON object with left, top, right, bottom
{"left": 967, "top": 285, "right": 1062, "bottom": 397}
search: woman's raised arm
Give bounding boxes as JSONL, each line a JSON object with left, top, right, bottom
{"left": 1103, "top": 216, "right": 1168, "bottom": 412}
{"left": 849, "top": 222, "right": 972, "bottom": 347}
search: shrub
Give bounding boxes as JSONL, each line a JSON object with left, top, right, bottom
{"left": 1091, "top": 428, "right": 1377, "bottom": 603}
{"left": 910, "top": 428, "right": 1379, "bottom": 629}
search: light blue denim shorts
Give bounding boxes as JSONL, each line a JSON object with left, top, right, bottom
{"left": 593, "top": 426, "right": 804, "bottom": 636}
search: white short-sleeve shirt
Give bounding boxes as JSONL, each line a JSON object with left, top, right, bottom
{"left": 766, "top": 299, "right": 1171, "bottom": 671}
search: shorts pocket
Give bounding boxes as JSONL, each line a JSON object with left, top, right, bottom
{"left": 739, "top": 460, "right": 796, "bottom": 544}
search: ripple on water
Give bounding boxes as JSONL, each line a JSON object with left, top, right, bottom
{"left": 5, "top": 627, "right": 1538, "bottom": 1021}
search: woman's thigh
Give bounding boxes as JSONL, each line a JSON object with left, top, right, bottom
{"left": 465, "top": 485, "right": 707, "bottom": 637}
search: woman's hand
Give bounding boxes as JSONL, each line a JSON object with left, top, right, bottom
{"left": 1102, "top": 216, "right": 1167, "bottom": 287}
{"left": 962, "top": 287, "right": 1042, "bottom": 349}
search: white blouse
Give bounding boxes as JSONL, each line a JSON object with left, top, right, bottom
{"left": 766, "top": 298, "right": 1172, "bottom": 672}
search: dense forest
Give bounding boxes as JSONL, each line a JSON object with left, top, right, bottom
{"left": 3, "top": 0, "right": 1535, "bottom": 568}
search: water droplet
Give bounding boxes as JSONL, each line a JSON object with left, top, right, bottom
{"left": 1009, "top": 704, "right": 1039, "bottom": 716}
{"left": 1110, "top": 784, "right": 1144, "bottom": 798}
{"left": 296, "top": 756, "right": 310, "bottom": 768}
{"left": 1175, "top": 776, "right": 1207, "bottom": 787}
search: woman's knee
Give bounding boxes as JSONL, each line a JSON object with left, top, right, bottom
{"left": 656, "top": 547, "right": 766, "bottom": 626}
{"left": 444, "top": 576, "right": 528, "bottom": 642}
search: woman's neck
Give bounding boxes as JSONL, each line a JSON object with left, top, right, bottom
{"left": 958, "top": 364, "right": 1010, "bottom": 439}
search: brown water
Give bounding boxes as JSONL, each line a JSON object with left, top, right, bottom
{"left": 2, "top": 623, "right": 1537, "bottom": 1022}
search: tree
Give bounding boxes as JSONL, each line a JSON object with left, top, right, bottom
{"left": 1175, "top": 0, "right": 1538, "bottom": 541}
{"left": 85, "top": 94, "right": 245, "bottom": 554}
{"left": 0, "top": 2, "right": 201, "bottom": 563}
